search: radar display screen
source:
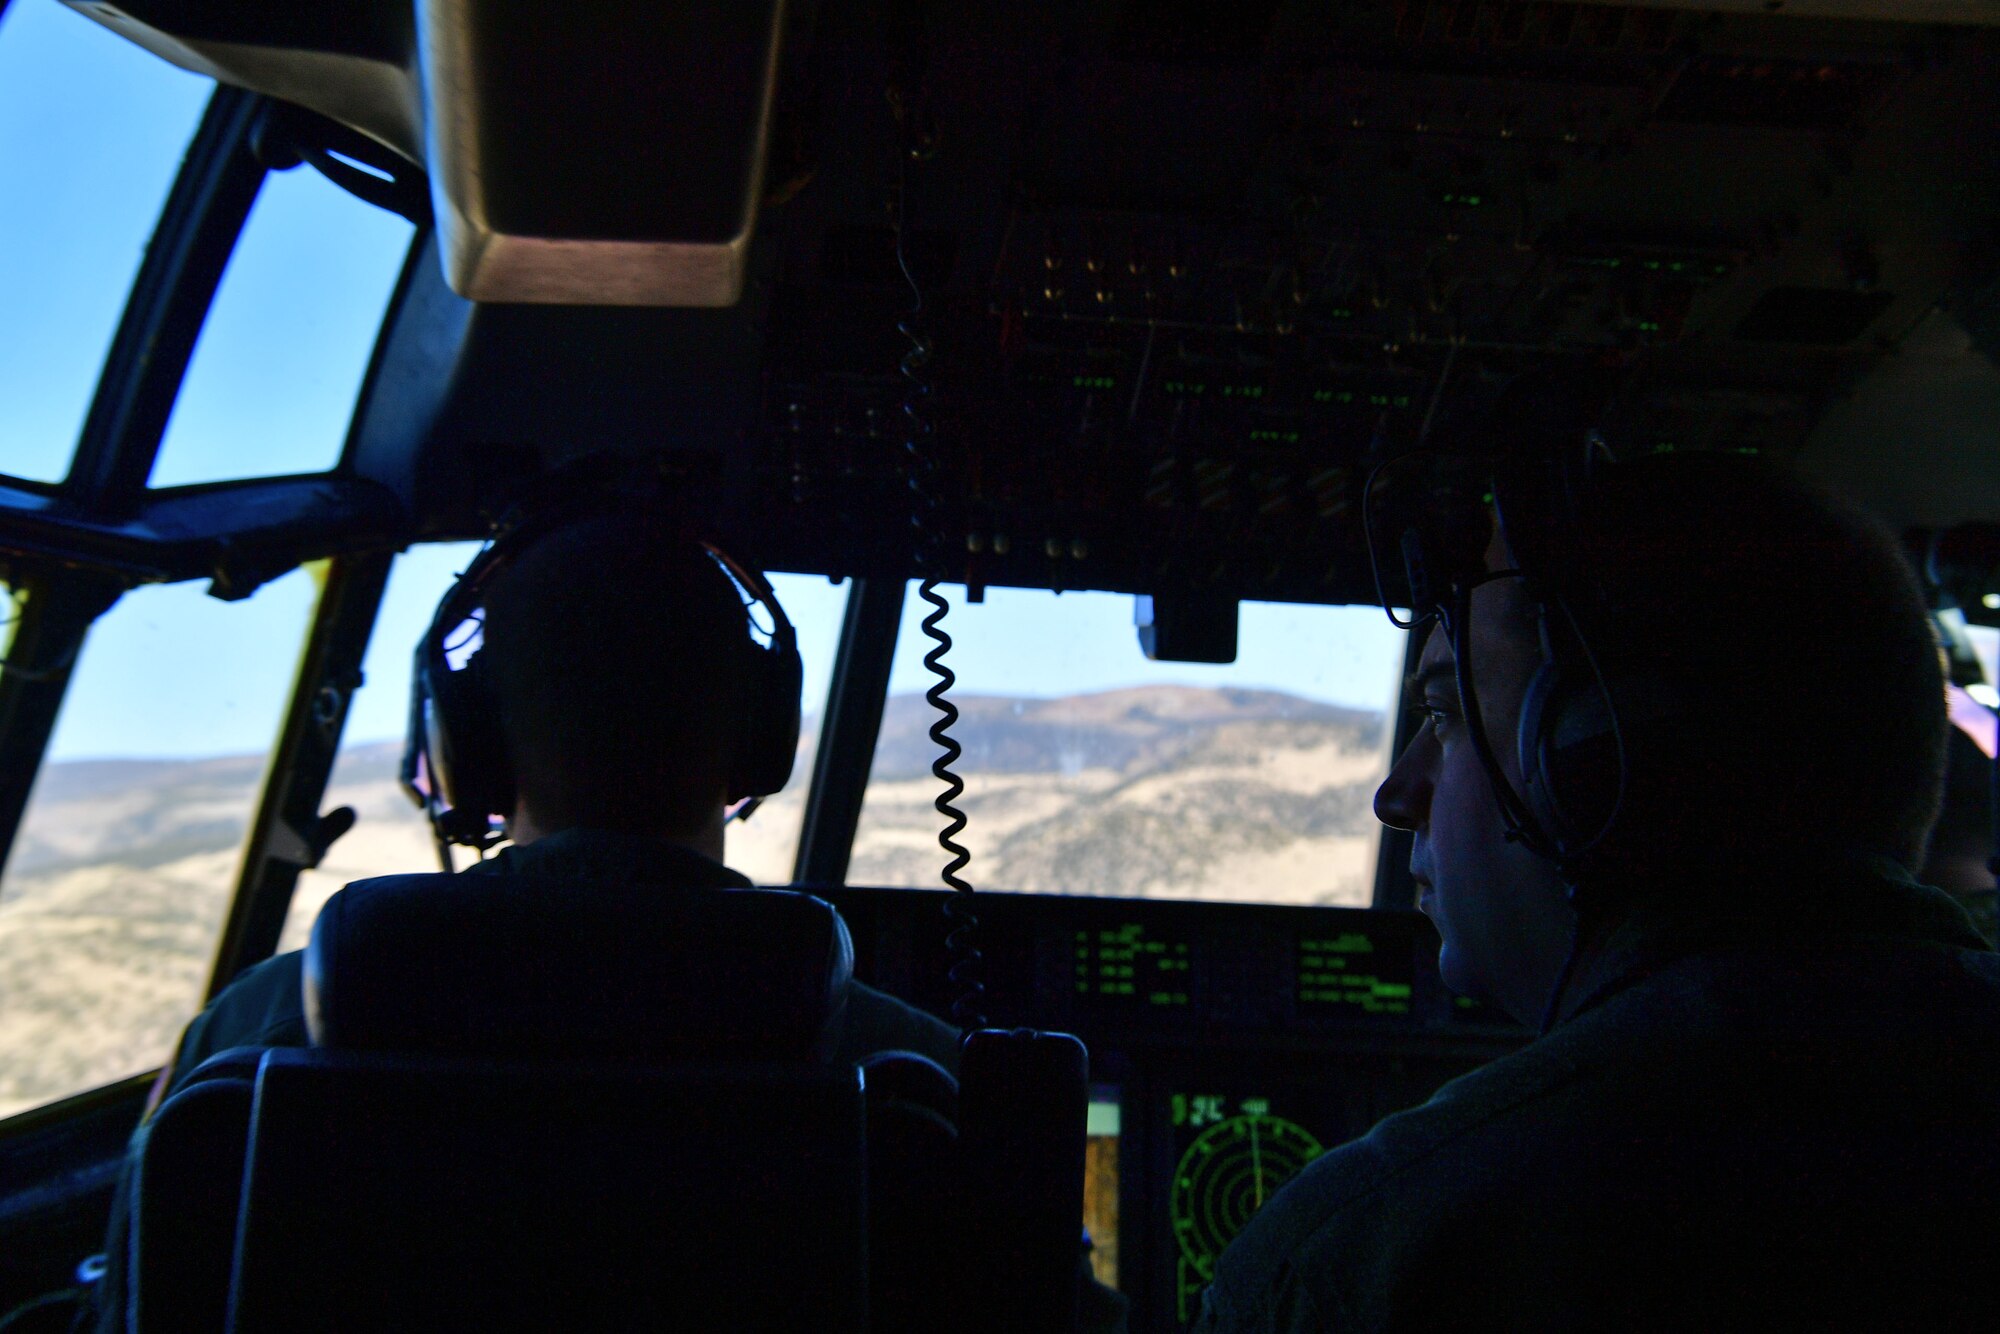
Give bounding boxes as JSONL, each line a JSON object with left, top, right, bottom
{"left": 1075, "top": 923, "right": 1192, "bottom": 1007}
{"left": 1295, "top": 926, "right": 1413, "bottom": 1017}
{"left": 1168, "top": 1092, "right": 1325, "bottom": 1326}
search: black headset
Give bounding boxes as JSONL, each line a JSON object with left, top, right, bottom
{"left": 1490, "top": 440, "right": 1639, "bottom": 872}
{"left": 401, "top": 512, "right": 803, "bottom": 853}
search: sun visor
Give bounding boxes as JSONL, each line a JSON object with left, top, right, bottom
{"left": 416, "top": 0, "right": 786, "bottom": 306}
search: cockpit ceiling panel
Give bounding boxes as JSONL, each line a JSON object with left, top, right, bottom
{"left": 414, "top": 0, "right": 786, "bottom": 305}
{"left": 62, "top": 1, "right": 2000, "bottom": 595}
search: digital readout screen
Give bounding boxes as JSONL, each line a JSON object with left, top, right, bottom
{"left": 1295, "top": 928, "right": 1413, "bottom": 1017}
{"left": 1075, "top": 923, "right": 1191, "bottom": 1006}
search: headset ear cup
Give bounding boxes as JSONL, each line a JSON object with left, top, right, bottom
{"left": 1519, "top": 664, "right": 1622, "bottom": 858}
{"left": 1517, "top": 661, "right": 1570, "bottom": 852}
{"left": 430, "top": 648, "right": 513, "bottom": 835}
{"left": 731, "top": 636, "right": 803, "bottom": 800}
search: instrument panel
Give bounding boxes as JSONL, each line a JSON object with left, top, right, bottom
{"left": 816, "top": 886, "right": 1525, "bottom": 1332}
{"left": 349, "top": 0, "right": 2000, "bottom": 602}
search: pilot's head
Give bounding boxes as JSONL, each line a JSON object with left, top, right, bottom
{"left": 1374, "top": 452, "right": 1948, "bottom": 1025}
{"left": 475, "top": 515, "right": 793, "bottom": 849}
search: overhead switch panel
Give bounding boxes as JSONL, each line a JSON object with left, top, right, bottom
{"left": 416, "top": 0, "right": 785, "bottom": 306}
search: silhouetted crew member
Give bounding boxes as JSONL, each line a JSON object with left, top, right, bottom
{"left": 1196, "top": 449, "right": 2000, "bottom": 1331}
{"left": 87, "top": 517, "right": 965, "bottom": 1333}
{"left": 159, "top": 515, "right": 961, "bottom": 1084}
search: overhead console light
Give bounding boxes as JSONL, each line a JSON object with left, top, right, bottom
{"left": 416, "top": 0, "right": 786, "bottom": 306}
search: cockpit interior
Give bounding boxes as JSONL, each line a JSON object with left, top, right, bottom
{"left": 4, "top": 1, "right": 2000, "bottom": 1330}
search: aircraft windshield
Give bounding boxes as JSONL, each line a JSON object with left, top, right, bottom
{"left": 853, "top": 585, "right": 1406, "bottom": 905}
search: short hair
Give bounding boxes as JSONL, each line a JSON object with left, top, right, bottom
{"left": 1558, "top": 453, "right": 1947, "bottom": 873}
{"left": 478, "top": 516, "right": 757, "bottom": 835}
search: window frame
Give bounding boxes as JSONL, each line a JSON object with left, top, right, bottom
{"left": 205, "top": 552, "right": 392, "bottom": 996}
{"left": 0, "top": 87, "right": 267, "bottom": 884}
{"left": 0, "top": 85, "right": 421, "bottom": 1128}
{"left": 793, "top": 577, "right": 903, "bottom": 884}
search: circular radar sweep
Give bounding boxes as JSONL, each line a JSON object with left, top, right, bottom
{"left": 1171, "top": 1114, "right": 1324, "bottom": 1283}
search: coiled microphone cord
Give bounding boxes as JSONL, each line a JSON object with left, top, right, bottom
{"left": 916, "top": 582, "right": 985, "bottom": 1029}
{"left": 893, "top": 110, "right": 986, "bottom": 1032}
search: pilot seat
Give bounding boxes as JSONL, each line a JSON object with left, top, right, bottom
{"left": 115, "top": 872, "right": 1087, "bottom": 1332}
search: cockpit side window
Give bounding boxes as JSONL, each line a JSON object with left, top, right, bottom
{"left": 851, "top": 585, "right": 1406, "bottom": 905}
{"left": 0, "top": 0, "right": 212, "bottom": 484}
{"left": 0, "top": 570, "right": 316, "bottom": 1120}
{"left": 146, "top": 161, "right": 416, "bottom": 488}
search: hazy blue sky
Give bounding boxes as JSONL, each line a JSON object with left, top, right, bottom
{"left": 1, "top": 0, "right": 1408, "bottom": 763}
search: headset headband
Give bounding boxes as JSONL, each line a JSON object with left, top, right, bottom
{"left": 401, "top": 511, "right": 801, "bottom": 861}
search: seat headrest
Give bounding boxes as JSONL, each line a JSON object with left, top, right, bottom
{"left": 303, "top": 874, "right": 853, "bottom": 1064}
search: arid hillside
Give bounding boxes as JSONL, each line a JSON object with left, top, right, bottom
{"left": 854, "top": 686, "right": 1386, "bottom": 901}
{"left": 0, "top": 686, "right": 1387, "bottom": 1118}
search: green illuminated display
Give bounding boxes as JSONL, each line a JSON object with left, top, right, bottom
{"left": 1170, "top": 1097, "right": 1324, "bottom": 1323}
{"left": 1571, "top": 254, "right": 1732, "bottom": 280}
{"left": 1313, "top": 388, "right": 1410, "bottom": 409}
{"left": 1075, "top": 924, "right": 1191, "bottom": 1005}
{"left": 1022, "top": 370, "right": 1118, "bottom": 391}
{"left": 1638, "top": 257, "right": 1731, "bottom": 279}
{"left": 1163, "top": 379, "right": 1206, "bottom": 396}
{"left": 1297, "top": 932, "right": 1412, "bottom": 1015}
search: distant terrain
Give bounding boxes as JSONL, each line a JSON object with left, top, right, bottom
{"left": 0, "top": 686, "right": 1386, "bottom": 1118}
{"left": 854, "top": 686, "right": 1386, "bottom": 900}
